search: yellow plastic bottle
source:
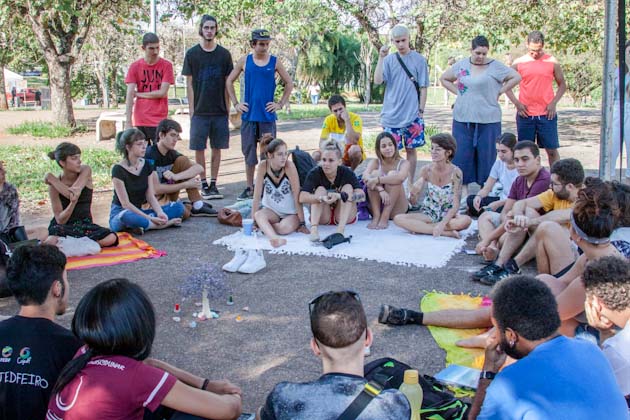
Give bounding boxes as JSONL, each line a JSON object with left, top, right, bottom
{"left": 399, "top": 369, "right": 423, "bottom": 420}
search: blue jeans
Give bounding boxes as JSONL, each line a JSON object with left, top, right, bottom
{"left": 109, "top": 201, "right": 185, "bottom": 232}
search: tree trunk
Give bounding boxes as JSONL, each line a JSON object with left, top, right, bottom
{"left": 0, "top": 65, "right": 7, "bottom": 111}
{"left": 109, "top": 65, "right": 118, "bottom": 108}
{"left": 48, "top": 59, "right": 76, "bottom": 126}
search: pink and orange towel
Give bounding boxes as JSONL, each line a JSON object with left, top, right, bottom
{"left": 66, "top": 232, "right": 166, "bottom": 271}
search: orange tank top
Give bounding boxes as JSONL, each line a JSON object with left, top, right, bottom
{"left": 517, "top": 54, "right": 556, "bottom": 116}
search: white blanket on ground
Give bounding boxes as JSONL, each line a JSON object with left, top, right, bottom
{"left": 213, "top": 220, "right": 477, "bottom": 268}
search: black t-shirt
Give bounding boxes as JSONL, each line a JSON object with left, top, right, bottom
{"left": 182, "top": 44, "right": 233, "bottom": 116}
{"left": 0, "top": 316, "right": 83, "bottom": 420}
{"left": 111, "top": 160, "right": 154, "bottom": 208}
{"left": 144, "top": 146, "right": 182, "bottom": 184}
{"left": 300, "top": 166, "right": 362, "bottom": 194}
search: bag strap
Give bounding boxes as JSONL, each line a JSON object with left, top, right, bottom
{"left": 395, "top": 52, "right": 421, "bottom": 104}
{"left": 336, "top": 375, "right": 388, "bottom": 420}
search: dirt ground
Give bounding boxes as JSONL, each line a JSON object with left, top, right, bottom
{"left": 0, "top": 104, "right": 609, "bottom": 412}
{"left": 0, "top": 105, "right": 604, "bottom": 232}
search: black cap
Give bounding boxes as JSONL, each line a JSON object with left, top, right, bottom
{"left": 251, "top": 29, "right": 272, "bottom": 41}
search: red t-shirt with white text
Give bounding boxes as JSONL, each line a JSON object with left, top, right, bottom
{"left": 46, "top": 355, "right": 177, "bottom": 420}
{"left": 125, "top": 58, "right": 175, "bottom": 127}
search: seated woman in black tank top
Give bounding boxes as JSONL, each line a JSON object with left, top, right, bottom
{"left": 44, "top": 142, "right": 118, "bottom": 247}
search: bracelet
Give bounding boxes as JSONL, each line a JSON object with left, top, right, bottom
{"left": 201, "top": 378, "right": 210, "bottom": 390}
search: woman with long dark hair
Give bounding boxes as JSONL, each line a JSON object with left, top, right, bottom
{"left": 363, "top": 132, "right": 410, "bottom": 229}
{"left": 47, "top": 278, "right": 242, "bottom": 420}
{"left": 45, "top": 142, "right": 118, "bottom": 247}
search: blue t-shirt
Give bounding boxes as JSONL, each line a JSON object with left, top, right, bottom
{"left": 242, "top": 54, "right": 277, "bottom": 122}
{"left": 478, "top": 336, "right": 629, "bottom": 420}
{"left": 259, "top": 372, "right": 410, "bottom": 420}
{"left": 380, "top": 51, "right": 429, "bottom": 128}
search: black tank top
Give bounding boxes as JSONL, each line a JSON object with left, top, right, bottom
{"left": 59, "top": 187, "right": 93, "bottom": 223}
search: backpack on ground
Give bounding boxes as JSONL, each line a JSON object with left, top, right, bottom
{"left": 290, "top": 145, "right": 317, "bottom": 186}
{"left": 364, "top": 357, "right": 470, "bottom": 420}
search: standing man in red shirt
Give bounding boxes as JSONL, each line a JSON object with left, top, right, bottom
{"left": 125, "top": 33, "right": 174, "bottom": 146}
{"left": 507, "top": 31, "right": 567, "bottom": 167}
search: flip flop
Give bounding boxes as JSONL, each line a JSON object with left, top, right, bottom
{"left": 321, "top": 233, "right": 352, "bottom": 249}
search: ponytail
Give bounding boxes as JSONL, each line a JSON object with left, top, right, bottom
{"left": 52, "top": 347, "right": 93, "bottom": 394}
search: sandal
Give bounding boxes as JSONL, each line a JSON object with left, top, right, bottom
{"left": 321, "top": 233, "right": 352, "bottom": 249}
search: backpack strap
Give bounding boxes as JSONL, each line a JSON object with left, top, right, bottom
{"left": 395, "top": 52, "right": 421, "bottom": 105}
{"left": 336, "top": 374, "right": 388, "bottom": 420}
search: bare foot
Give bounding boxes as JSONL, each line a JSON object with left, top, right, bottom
{"left": 443, "top": 230, "right": 461, "bottom": 239}
{"left": 270, "top": 238, "right": 287, "bottom": 248}
{"left": 456, "top": 333, "right": 489, "bottom": 349}
{"left": 377, "top": 219, "right": 389, "bottom": 229}
{"left": 309, "top": 230, "right": 320, "bottom": 242}
{"left": 367, "top": 220, "right": 379, "bottom": 229}
{"left": 482, "top": 245, "right": 499, "bottom": 262}
{"left": 168, "top": 218, "right": 182, "bottom": 227}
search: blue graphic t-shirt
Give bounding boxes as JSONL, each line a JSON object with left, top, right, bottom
{"left": 260, "top": 372, "right": 411, "bottom": 420}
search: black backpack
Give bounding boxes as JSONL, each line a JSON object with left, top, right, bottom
{"left": 364, "top": 357, "right": 470, "bottom": 420}
{"left": 290, "top": 146, "right": 317, "bottom": 186}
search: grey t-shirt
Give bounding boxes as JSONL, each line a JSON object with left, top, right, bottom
{"left": 381, "top": 51, "right": 429, "bottom": 128}
{"left": 260, "top": 372, "right": 411, "bottom": 420}
{"left": 452, "top": 58, "right": 516, "bottom": 124}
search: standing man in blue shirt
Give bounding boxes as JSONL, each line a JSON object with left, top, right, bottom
{"left": 374, "top": 24, "right": 429, "bottom": 189}
{"left": 227, "top": 29, "right": 293, "bottom": 201}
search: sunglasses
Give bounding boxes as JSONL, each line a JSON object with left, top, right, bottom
{"left": 308, "top": 290, "right": 360, "bottom": 318}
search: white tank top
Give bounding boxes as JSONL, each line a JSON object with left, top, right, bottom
{"left": 261, "top": 172, "right": 297, "bottom": 217}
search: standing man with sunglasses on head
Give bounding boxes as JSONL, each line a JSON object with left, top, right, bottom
{"left": 258, "top": 291, "right": 410, "bottom": 419}
{"left": 505, "top": 31, "right": 567, "bottom": 167}
{"left": 183, "top": 15, "right": 234, "bottom": 200}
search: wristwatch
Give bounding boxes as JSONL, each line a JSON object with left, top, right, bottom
{"left": 480, "top": 371, "right": 496, "bottom": 380}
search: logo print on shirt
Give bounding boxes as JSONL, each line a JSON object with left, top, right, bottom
{"left": 17, "top": 347, "right": 31, "bottom": 365}
{"left": 0, "top": 346, "right": 12, "bottom": 362}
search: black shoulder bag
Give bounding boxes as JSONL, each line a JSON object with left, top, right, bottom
{"left": 395, "top": 52, "right": 421, "bottom": 106}
{"left": 335, "top": 374, "right": 389, "bottom": 420}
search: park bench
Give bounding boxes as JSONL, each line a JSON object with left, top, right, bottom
{"left": 96, "top": 111, "right": 126, "bottom": 142}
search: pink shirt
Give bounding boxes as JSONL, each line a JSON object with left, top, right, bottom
{"left": 125, "top": 58, "right": 175, "bottom": 127}
{"left": 46, "top": 355, "right": 177, "bottom": 420}
{"left": 516, "top": 54, "right": 556, "bottom": 116}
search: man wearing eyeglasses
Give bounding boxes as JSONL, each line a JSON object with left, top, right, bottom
{"left": 505, "top": 30, "right": 567, "bottom": 167}
{"left": 258, "top": 291, "right": 410, "bottom": 420}
{"left": 471, "top": 158, "right": 584, "bottom": 285}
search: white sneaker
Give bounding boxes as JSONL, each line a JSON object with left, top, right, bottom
{"left": 238, "top": 249, "right": 266, "bottom": 274}
{"left": 222, "top": 249, "right": 249, "bottom": 272}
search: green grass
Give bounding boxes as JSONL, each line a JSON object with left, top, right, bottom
{"left": 0, "top": 146, "right": 119, "bottom": 202}
{"left": 362, "top": 124, "right": 440, "bottom": 155}
{"left": 7, "top": 121, "right": 88, "bottom": 137}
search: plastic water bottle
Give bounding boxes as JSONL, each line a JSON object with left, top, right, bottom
{"left": 399, "top": 369, "right": 423, "bottom": 420}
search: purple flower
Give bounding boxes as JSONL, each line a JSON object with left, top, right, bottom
{"left": 179, "top": 263, "right": 229, "bottom": 299}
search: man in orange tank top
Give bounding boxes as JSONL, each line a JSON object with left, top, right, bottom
{"left": 506, "top": 31, "right": 567, "bottom": 167}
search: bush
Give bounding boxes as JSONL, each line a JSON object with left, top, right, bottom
{"left": 0, "top": 146, "right": 118, "bottom": 202}
{"left": 7, "top": 121, "right": 87, "bottom": 138}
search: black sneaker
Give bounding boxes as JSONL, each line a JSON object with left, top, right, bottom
{"left": 201, "top": 185, "right": 213, "bottom": 199}
{"left": 378, "top": 305, "right": 415, "bottom": 326}
{"left": 237, "top": 187, "right": 253, "bottom": 201}
{"left": 471, "top": 263, "right": 501, "bottom": 281}
{"left": 205, "top": 185, "right": 223, "bottom": 200}
{"left": 191, "top": 202, "right": 218, "bottom": 217}
{"left": 479, "top": 267, "right": 514, "bottom": 286}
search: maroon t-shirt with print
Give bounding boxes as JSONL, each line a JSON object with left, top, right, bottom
{"left": 46, "top": 354, "right": 176, "bottom": 420}
{"left": 508, "top": 168, "right": 550, "bottom": 201}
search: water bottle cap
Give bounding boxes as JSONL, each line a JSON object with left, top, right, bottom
{"left": 403, "top": 369, "right": 419, "bottom": 384}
